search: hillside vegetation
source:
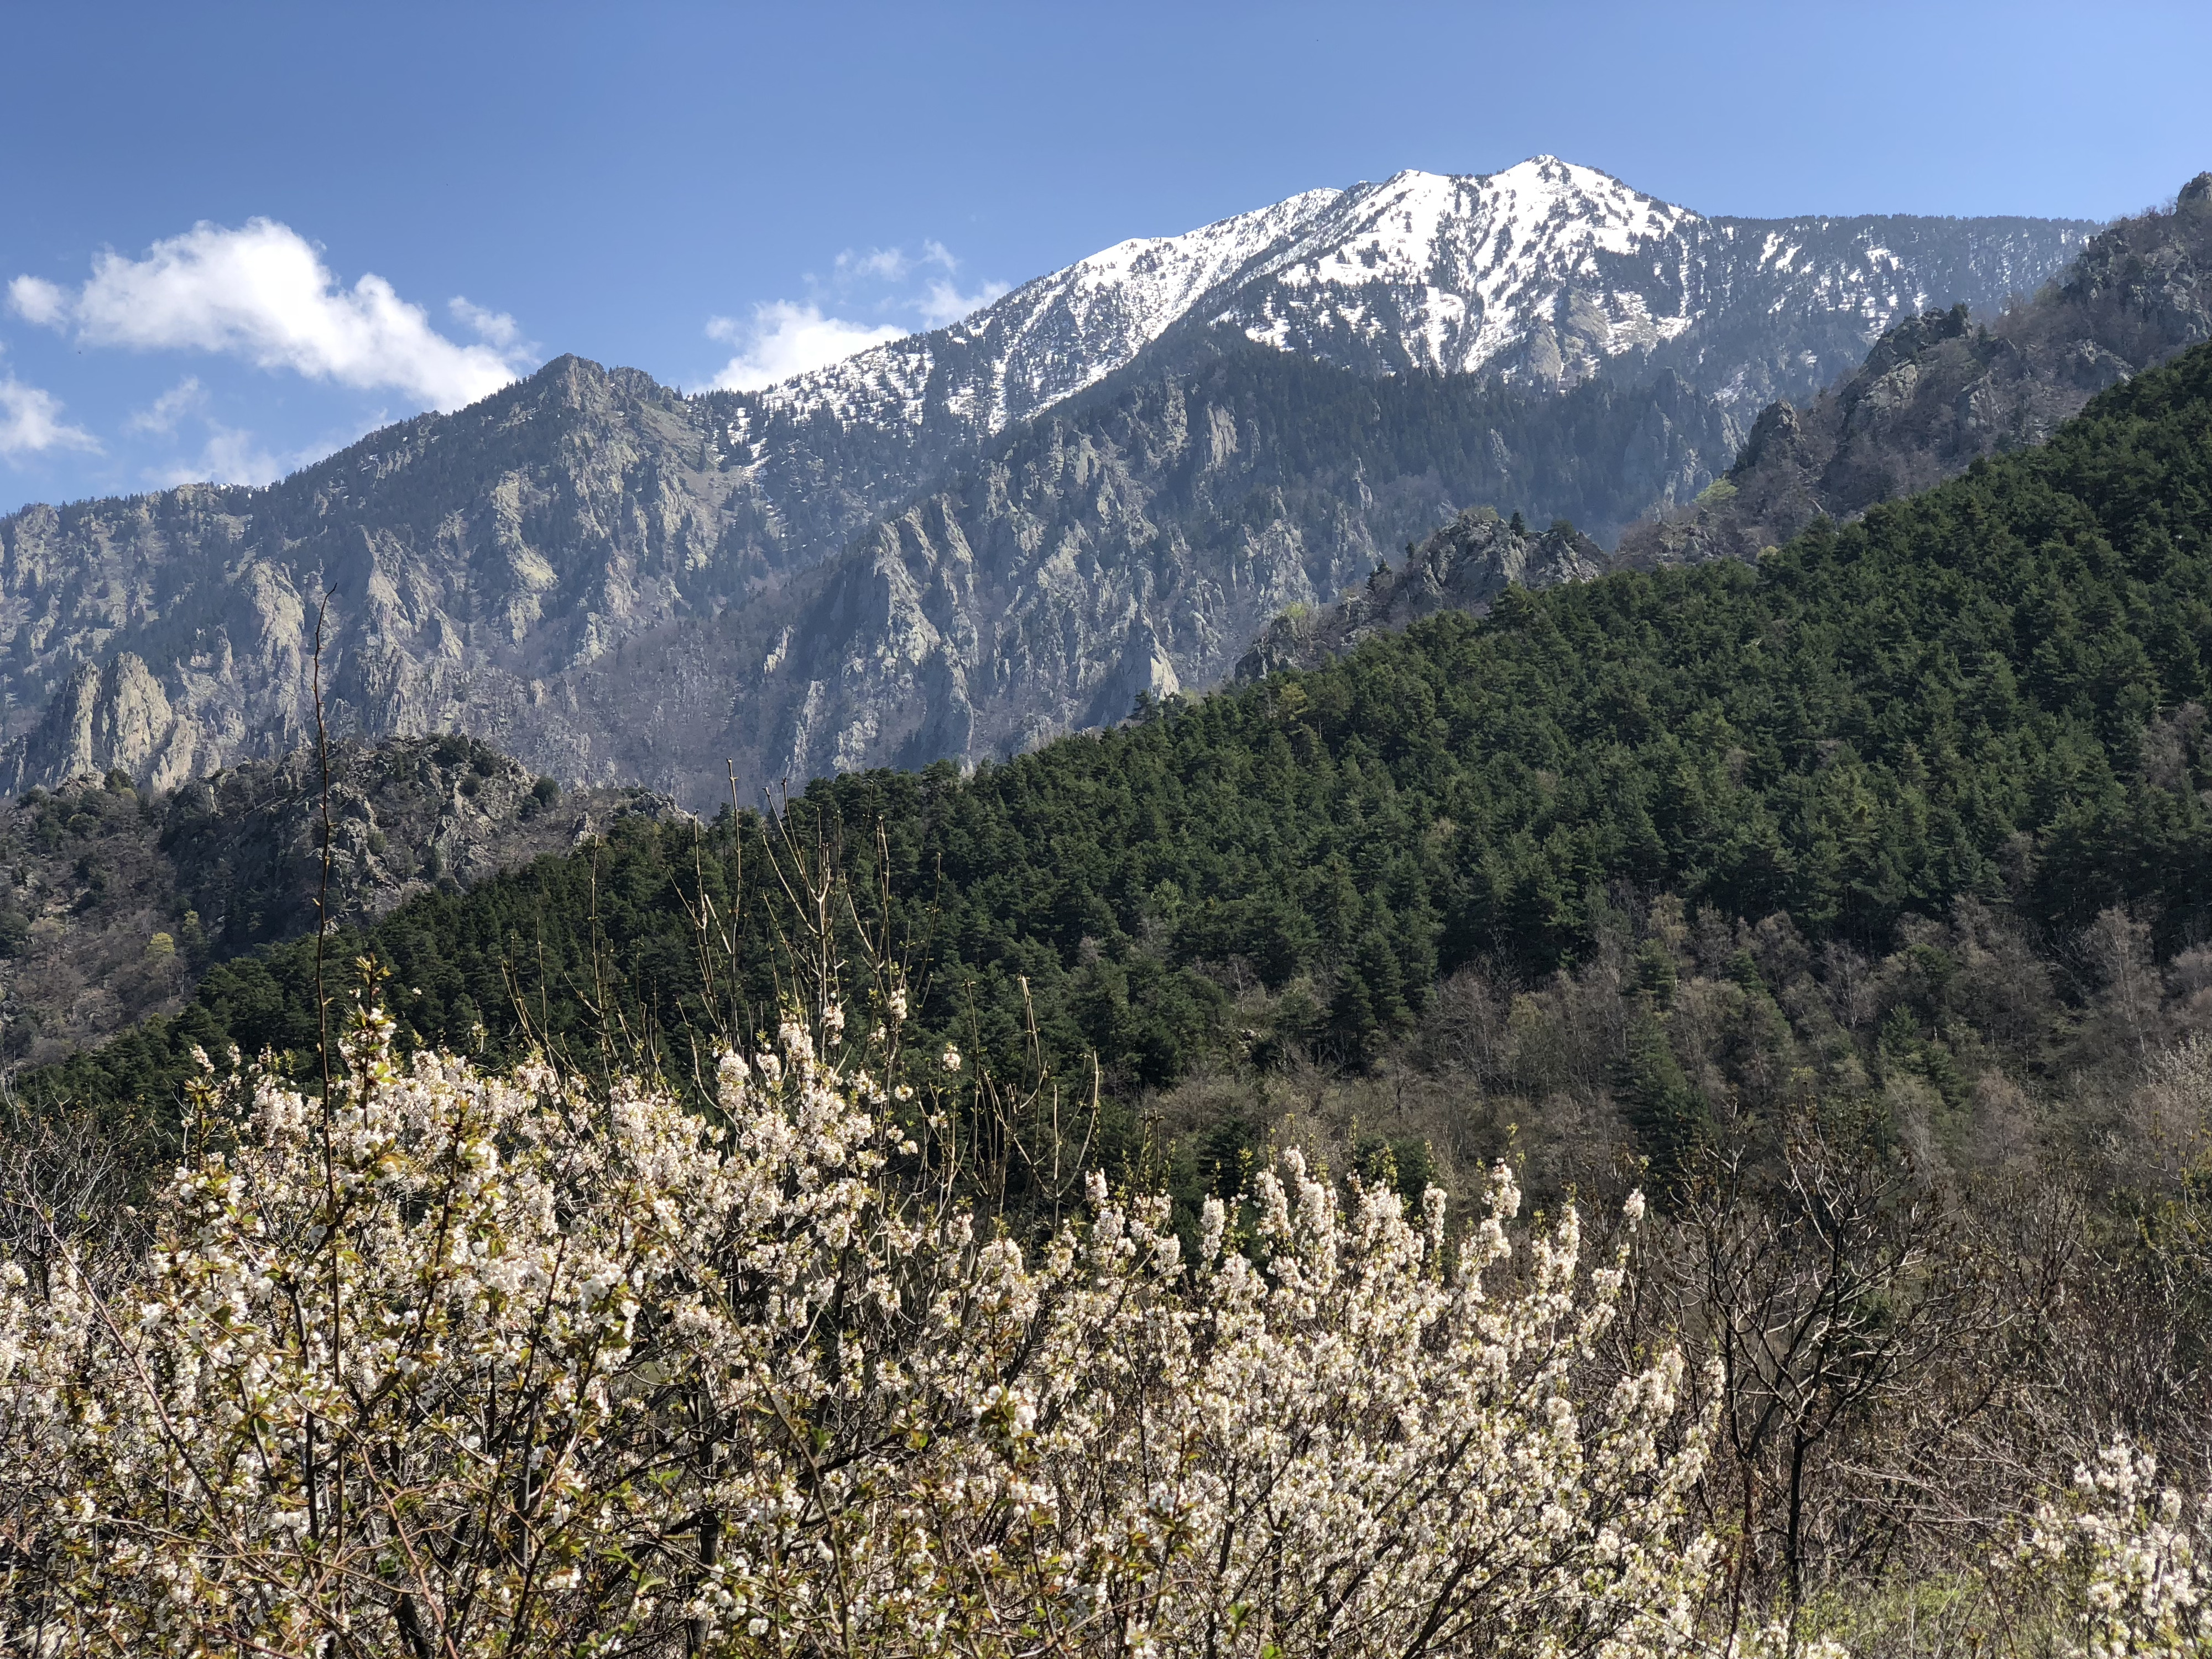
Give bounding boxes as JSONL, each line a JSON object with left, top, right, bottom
{"left": 22, "top": 337, "right": 2212, "bottom": 1188}
{"left": 11, "top": 313, "right": 2212, "bottom": 1659}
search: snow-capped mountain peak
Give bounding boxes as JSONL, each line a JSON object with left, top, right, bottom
{"left": 1275, "top": 158, "right": 1697, "bottom": 285}
{"left": 745, "top": 187, "right": 1341, "bottom": 437}
{"left": 731, "top": 158, "right": 2095, "bottom": 445}
{"left": 1233, "top": 158, "right": 1703, "bottom": 378}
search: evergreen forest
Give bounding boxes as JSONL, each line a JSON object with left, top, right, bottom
{"left": 24, "top": 336, "right": 2212, "bottom": 1199}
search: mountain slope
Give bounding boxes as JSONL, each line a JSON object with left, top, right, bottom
{"left": 0, "top": 343, "right": 1733, "bottom": 805}
{"left": 1619, "top": 172, "right": 2212, "bottom": 567}
{"left": 0, "top": 161, "right": 2094, "bottom": 804}
{"left": 0, "top": 362, "right": 750, "bottom": 794}
{"left": 633, "top": 338, "right": 1734, "bottom": 795}
{"left": 26, "top": 335, "right": 2212, "bottom": 1132}
{"left": 0, "top": 735, "right": 675, "bottom": 1067}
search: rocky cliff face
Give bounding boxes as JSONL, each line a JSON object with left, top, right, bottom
{"left": 1, "top": 362, "right": 741, "bottom": 789}
{"left": 13, "top": 655, "right": 184, "bottom": 791}
{"left": 1618, "top": 174, "right": 2212, "bottom": 568}
{"left": 670, "top": 340, "right": 1728, "bottom": 794}
{"left": 0, "top": 161, "right": 2096, "bottom": 807}
{"left": 0, "top": 338, "right": 1735, "bottom": 807}
{"left": 1233, "top": 509, "right": 1606, "bottom": 680}
{"left": 0, "top": 354, "right": 977, "bottom": 795}
{"left": 0, "top": 734, "right": 678, "bottom": 1068}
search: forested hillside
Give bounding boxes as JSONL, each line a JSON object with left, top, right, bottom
{"left": 0, "top": 735, "right": 675, "bottom": 1067}
{"left": 25, "top": 337, "right": 2212, "bottom": 1200}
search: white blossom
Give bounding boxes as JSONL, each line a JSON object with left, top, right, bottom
{"left": 2020, "top": 1440, "right": 2212, "bottom": 1659}
{"left": 0, "top": 998, "right": 1715, "bottom": 1658}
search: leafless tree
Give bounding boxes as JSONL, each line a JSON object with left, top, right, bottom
{"left": 1644, "top": 1111, "right": 2074, "bottom": 1629}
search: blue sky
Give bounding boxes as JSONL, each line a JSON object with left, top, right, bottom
{"left": 2, "top": 0, "right": 2206, "bottom": 514}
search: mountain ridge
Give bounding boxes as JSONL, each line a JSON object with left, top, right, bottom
{"left": 1232, "top": 507, "right": 1607, "bottom": 681}
{"left": 757, "top": 156, "right": 2096, "bottom": 438}
{"left": 0, "top": 160, "right": 2098, "bottom": 805}
{"left": 1618, "top": 170, "right": 2212, "bottom": 568}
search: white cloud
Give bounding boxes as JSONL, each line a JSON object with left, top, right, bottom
{"left": 916, "top": 276, "right": 1011, "bottom": 328}
{"left": 0, "top": 362, "right": 98, "bottom": 461}
{"left": 832, "top": 241, "right": 958, "bottom": 284}
{"left": 9, "top": 277, "right": 67, "bottom": 328}
{"left": 127, "top": 377, "right": 208, "bottom": 436}
{"left": 152, "top": 422, "right": 286, "bottom": 488}
{"left": 449, "top": 295, "right": 524, "bottom": 351}
{"left": 149, "top": 415, "right": 376, "bottom": 490}
{"left": 705, "top": 238, "right": 1008, "bottom": 392}
{"left": 8, "top": 219, "right": 530, "bottom": 411}
{"left": 707, "top": 301, "right": 907, "bottom": 391}
{"left": 836, "top": 247, "right": 915, "bottom": 282}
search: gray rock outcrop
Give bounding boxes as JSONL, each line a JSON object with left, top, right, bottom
{"left": 0, "top": 733, "right": 680, "bottom": 1068}
{"left": 1617, "top": 174, "right": 2212, "bottom": 569}
{"left": 1230, "top": 513, "right": 1610, "bottom": 681}
{"left": 6, "top": 654, "right": 197, "bottom": 794}
{"left": 1235, "top": 509, "right": 1607, "bottom": 680}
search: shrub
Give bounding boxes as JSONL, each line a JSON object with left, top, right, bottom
{"left": 2017, "top": 1443, "right": 2212, "bottom": 1659}
{"left": 0, "top": 995, "right": 1711, "bottom": 1657}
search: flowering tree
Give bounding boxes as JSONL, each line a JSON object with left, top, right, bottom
{"left": 0, "top": 992, "right": 1714, "bottom": 1657}
{"left": 2016, "top": 1443, "right": 2212, "bottom": 1659}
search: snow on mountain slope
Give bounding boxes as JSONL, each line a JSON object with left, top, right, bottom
{"left": 962, "top": 186, "right": 1344, "bottom": 421}
{"left": 742, "top": 188, "right": 1343, "bottom": 439}
{"left": 733, "top": 156, "right": 2095, "bottom": 445}
{"left": 1233, "top": 158, "right": 1700, "bottom": 377}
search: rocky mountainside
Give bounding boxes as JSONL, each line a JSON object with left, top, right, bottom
{"left": 0, "top": 361, "right": 742, "bottom": 796}
{"left": 0, "top": 160, "right": 2095, "bottom": 807}
{"left": 617, "top": 339, "right": 1730, "bottom": 794}
{"left": 0, "top": 735, "right": 677, "bottom": 1067}
{"left": 0, "top": 343, "right": 1729, "bottom": 806}
{"left": 1232, "top": 508, "right": 1606, "bottom": 681}
{"left": 1228, "top": 176, "right": 2212, "bottom": 684}
{"left": 1619, "top": 173, "right": 2212, "bottom": 567}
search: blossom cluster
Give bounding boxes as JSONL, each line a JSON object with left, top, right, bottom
{"left": 0, "top": 999, "right": 1715, "bottom": 1657}
{"left": 2020, "top": 1442, "right": 2212, "bottom": 1659}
